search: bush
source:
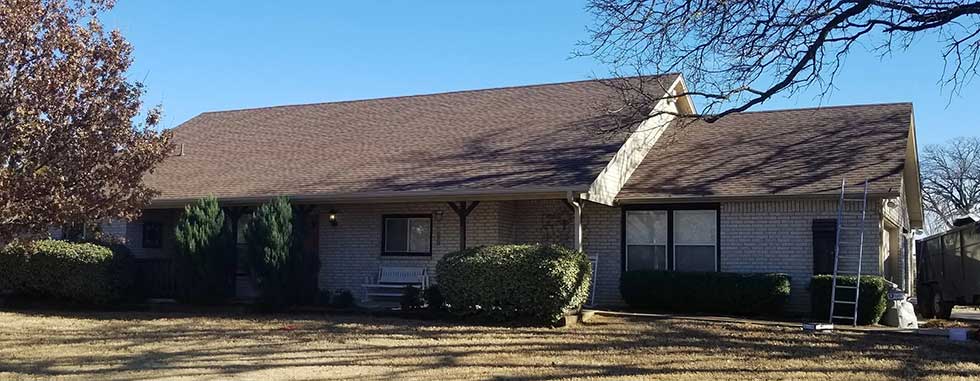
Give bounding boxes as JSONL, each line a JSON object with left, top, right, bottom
{"left": 620, "top": 271, "right": 791, "bottom": 316}
{"left": 330, "top": 289, "right": 355, "bottom": 308}
{"left": 0, "top": 240, "right": 133, "bottom": 304}
{"left": 174, "top": 196, "right": 233, "bottom": 304}
{"left": 809, "top": 275, "right": 889, "bottom": 325}
{"left": 400, "top": 285, "right": 424, "bottom": 311}
{"left": 424, "top": 286, "right": 445, "bottom": 312}
{"left": 436, "top": 244, "right": 591, "bottom": 324}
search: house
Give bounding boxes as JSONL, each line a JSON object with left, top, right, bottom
{"left": 97, "top": 74, "right": 924, "bottom": 312}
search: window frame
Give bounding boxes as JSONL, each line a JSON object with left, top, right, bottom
{"left": 620, "top": 203, "right": 721, "bottom": 273}
{"left": 142, "top": 221, "right": 163, "bottom": 249}
{"left": 381, "top": 214, "right": 433, "bottom": 257}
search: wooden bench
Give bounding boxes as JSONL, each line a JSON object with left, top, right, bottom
{"left": 361, "top": 266, "right": 429, "bottom": 300}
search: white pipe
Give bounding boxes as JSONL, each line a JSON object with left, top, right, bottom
{"left": 566, "top": 191, "right": 583, "bottom": 252}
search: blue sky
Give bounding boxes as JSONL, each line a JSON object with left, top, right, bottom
{"left": 104, "top": 1, "right": 977, "bottom": 146}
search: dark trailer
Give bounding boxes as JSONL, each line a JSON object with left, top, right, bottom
{"left": 916, "top": 219, "right": 980, "bottom": 319}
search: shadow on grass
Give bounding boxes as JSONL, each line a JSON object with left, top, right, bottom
{"left": 0, "top": 311, "right": 978, "bottom": 380}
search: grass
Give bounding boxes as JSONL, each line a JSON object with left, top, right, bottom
{"left": 0, "top": 310, "right": 978, "bottom": 380}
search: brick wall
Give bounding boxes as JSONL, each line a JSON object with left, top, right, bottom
{"left": 720, "top": 199, "right": 883, "bottom": 311}
{"left": 316, "top": 199, "right": 611, "bottom": 302}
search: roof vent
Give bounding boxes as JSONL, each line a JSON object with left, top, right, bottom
{"left": 178, "top": 143, "right": 185, "bottom": 156}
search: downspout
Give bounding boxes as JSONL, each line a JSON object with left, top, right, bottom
{"left": 566, "top": 191, "right": 583, "bottom": 252}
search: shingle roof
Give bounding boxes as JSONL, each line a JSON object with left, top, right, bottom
{"left": 618, "top": 103, "right": 913, "bottom": 200}
{"left": 145, "top": 74, "right": 680, "bottom": 202}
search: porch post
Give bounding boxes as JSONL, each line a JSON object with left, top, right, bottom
{"left": 564, "top": 192, "right": 583, "bottom": 252}
{"left": 448, "top": 201, "right": 479, "bottom": 251}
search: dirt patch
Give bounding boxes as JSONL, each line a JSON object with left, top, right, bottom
{"left": 0, "top": 310, "right": 978, "bottom": 380}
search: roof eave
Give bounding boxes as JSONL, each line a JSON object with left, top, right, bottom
{"left": 615, "top": 191, "right": 902, "bottom": 205}
{"left": 146, "top": 187, "right": 591, "bottom": 209}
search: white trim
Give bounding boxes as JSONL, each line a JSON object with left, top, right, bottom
{"left": 583, "top": 75, "right": 690, "bottom": 206}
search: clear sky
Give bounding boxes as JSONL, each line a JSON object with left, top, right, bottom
{"left": 104, "top": 1, "right": 977, "bottom": 146}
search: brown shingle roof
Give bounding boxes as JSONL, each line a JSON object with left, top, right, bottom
{"left": 145, "top": 75, "right": 680, "bottom": 202}
{"left": 618, "top": 103, "right": 913, "bottom": 200}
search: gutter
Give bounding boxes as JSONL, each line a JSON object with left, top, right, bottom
{"left": 615, "top": 191, "right": 903, "bottom": 205}
{"left": 146, "top": 187, "right": 591, "bottom": 209}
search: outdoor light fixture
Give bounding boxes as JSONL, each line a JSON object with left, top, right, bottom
{"left": 328, "top": 209, "right": 338, "bottom": 226}
{"left": 886, "top": 199, "right": 898, "bottom": 208}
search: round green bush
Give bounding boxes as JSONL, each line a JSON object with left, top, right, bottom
{"left": 436, "top": 244, "right": 592, "bottom": 324}
{"left": 809, "top": 275, "right": 889, "bottom": 325}
{"left": 0, "top": 240, "right": 133, "bottom": 304}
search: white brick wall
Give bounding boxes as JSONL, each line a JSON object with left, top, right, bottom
{"left": 720, "top": 199, "right": 883, "bottom": 311}
{"left": 111, "top": 196, "right": 899, "bottom": 314}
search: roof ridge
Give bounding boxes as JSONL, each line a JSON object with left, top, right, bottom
{"left": 733, "top": 102, "right": 912, "bottom": 115}
{"left": 198, "top": 73, "right": 680, "bottom": 116}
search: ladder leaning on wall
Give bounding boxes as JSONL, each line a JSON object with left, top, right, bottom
{"left": 828, "top": 178, "right": 870, "bottom": 327}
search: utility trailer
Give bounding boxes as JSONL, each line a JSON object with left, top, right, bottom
{"left": 916, "top": 220, "right": 980, "bottom": 319}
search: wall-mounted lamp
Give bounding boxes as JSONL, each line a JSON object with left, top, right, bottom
{"left": 328, "top": 209, "right": 338, "bottom": 226}
{"left": 886, "top": 199, "right": 898, "bottom": 208}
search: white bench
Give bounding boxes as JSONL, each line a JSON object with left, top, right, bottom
{"left": 361, "top": 266, "right": 429, "bottom": 300}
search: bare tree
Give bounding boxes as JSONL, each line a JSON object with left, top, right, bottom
{"left": 580, "top": 0, "right": 980, "bottom": 126}
{"left": 921, "top": 137, "right": 980, "bottom": 231}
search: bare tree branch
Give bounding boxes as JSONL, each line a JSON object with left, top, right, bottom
{"left": 580, "top": 0, "right": 980, "bottom": 128}
{"left": 921, "top": 137, "right": 980, "bottom": 230}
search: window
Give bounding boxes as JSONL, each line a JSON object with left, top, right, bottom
{"left": 625, "top": 210, "right": 668, "bottom": 270}
{"left": 142, "top": 222, "right": 162, "bottom": 249}
{"left": 383, "top": 215, "right": 432, "bottom": 256}
{"left": 623, "top": 205, "right": 719, "bottom": 272}
{"left": 673, "top": 210, "right": 717, "bottom": 272}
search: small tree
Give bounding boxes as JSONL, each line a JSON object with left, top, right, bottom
{"left": 244, "top": 197, "right": 296, "bottom": 307}
{"left": 174, "top": 196, "right": 231, "bottom": 303}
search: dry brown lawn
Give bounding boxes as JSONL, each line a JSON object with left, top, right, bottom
{"left": 0, "top": 310, "right": 978, "bottom": 381}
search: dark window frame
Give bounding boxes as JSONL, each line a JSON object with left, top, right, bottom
{"left": 142, "top": 221, "right": 163, "bottom": 249}
{"left": 381, "top": 214, "right": 433, "bottom": 257}
{"left": 620, "top": 203, "right": 721, "bottom": 273}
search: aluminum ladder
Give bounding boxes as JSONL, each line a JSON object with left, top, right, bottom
{"left": 828, "top": 178, "right": 869, "bottom": 326}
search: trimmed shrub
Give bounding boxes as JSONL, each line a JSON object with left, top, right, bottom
{"left": 400, "top": 285, "right": 424, "bottom": 311}
{"left": 424, "top": 286, "right": 445, "bottom": 312}
{"left": 620, "top": 271, "right": 791, "bottom": 316}
{"left": 0, "top": 240, "right": 133, "bottom": 304}
{"left": 331, "top": 289, "right": 355, "bottom": 308}
{"left": 809, "top": 275, "right": 889, "bottom": 325}
{"left": 174, "top": 196, "right": 233, "bottom": 303}
{"left": 436, "top": 244, "right": 592, "bottom": 324}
